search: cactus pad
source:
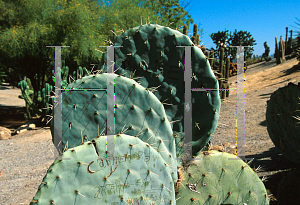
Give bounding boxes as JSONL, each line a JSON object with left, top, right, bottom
{"left": 50, "top": 73, "right": 176, "bottom": 180}
{"left": 30, "top": 134, "right": 176, "bottom": 205}
{"left": 175, "top": 150, "right": 269, "bottom": 205}
{"left": 266, "top": 82, "right": 300, "bottom": 164}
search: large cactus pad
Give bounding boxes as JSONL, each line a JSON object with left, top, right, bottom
{"left": 30, "top": 134, "right": 176, "bottom": 205}
{"left": 98, "top": 24, "right": 221, "bottom": 158}
{"left": 50, "top": 73, "right": 176, "bottom": 178}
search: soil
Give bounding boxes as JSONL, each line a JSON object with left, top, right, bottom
{"left": 0, "top": 57, "right": 300, "bottom": 205}
{"left": 0, "top": 85, "right": 27, "bottom": 132}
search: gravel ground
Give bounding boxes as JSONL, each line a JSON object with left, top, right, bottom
{"left": 0, "top": 128, "right": 54, "bottom": 205}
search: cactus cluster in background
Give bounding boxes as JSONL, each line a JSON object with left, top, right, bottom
{"left": 274, "top": 27, "right": 295, "bottom": 64}
{"left": 17, "top": 65, "right": 91, "bottom": 122}
{"left": 18, "top": 77, "right": 53, "bottom": 120}
{"left": 182, "top": 23, "right": 235, "bottom": 101}
{"left": 190, "top": 23, "right": 200, "bottom": 46}
{"left": 285, "top": 27, "right": 294, "bottom": 56}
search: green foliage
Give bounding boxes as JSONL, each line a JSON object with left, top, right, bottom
{"left": 209, "top": 30, "right": 230, "bottom": 58}
{"left": 95, "top": 0, "right": 158, "bottom": 41}
{"left": 96, "top": 0, "right": 194, "bottom": 41}
{"left": 0, "top": 0, "right": 113, "bottom": 120}
{"left": 138, "top": 0, "right": 194, "bottom": 32}
{"left": 229, "top": 29, "right": 256, "bottom": 60}
{"left": 209, "top": 29, "right": 257, "bottom": 61}
{"left": 0, "top": 66, "right": 9, "bottom": 84}
{"left": 290, "top": 17, "right": 300, "bottom": 40}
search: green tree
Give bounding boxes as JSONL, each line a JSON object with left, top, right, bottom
{"left": 209, "top": 30, "right": 230, "bottom": 58}
{"left": 1, "top": 0, "right": 195, "bottom": 91}
{"left": 210, "top": 29, "right": 256, "bottom": 61}
{"left": 0, "top": 0, "right": 109, "bottom": 108}
{"left": 93, "top": 0, "right": 194, "bottom": 35}
{"left": 229, "top": 29, "right": 256, "bottom": 61}
{"left": 93, "top": 0, "right": 167, "bottom": 40}
{"left": 134, "top": 0, "right": 194, "bottom": 32}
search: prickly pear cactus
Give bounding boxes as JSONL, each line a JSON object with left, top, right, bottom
{"left": 175, "top": 150, "right": 269, "bottom": 205}
{"left": 50, "top": 73, "right": 177, "bottom": 181}
{"left": 30, "top": 134, "right": 175, "bottom": 205}
{"left": 266, "top": 82, "right": 300, "bottom": 164}
{"left": 97, "top": 24, "right": 221, "bottom": 159}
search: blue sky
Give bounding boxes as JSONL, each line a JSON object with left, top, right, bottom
{"left": 179, "top": 0, "right": 300, "bottom": 57}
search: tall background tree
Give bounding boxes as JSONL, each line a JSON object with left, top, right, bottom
{"left": 0, "top": 0, "right": 108, "bottom": 91}
{"left": 209, "top": 29, "right": 256, "bottom": 62}
{"left": 229, "top": 29, "right": 256, "bottom": 61}
{"left": 136, "top": 0, "right": 194, "bottom": 32}
{"left": 209, "top": 30, "right": 230, "bottom": 59}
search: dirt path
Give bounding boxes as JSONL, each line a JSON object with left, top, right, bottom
{"left": 0, "top": 57, "right": 300, "bottom": 204}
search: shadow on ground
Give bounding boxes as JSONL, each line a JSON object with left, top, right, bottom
{"left": 280, "top": 63, "right": 300, "bottom": 77}
{"left": 246, "top": 147, "right": 299, "bottom": 204}
{"left": 0, "top": 86, "right": 10, "bottom": 90}
{"left": 0, "top": 105, "right": 27, "bottom": 130}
